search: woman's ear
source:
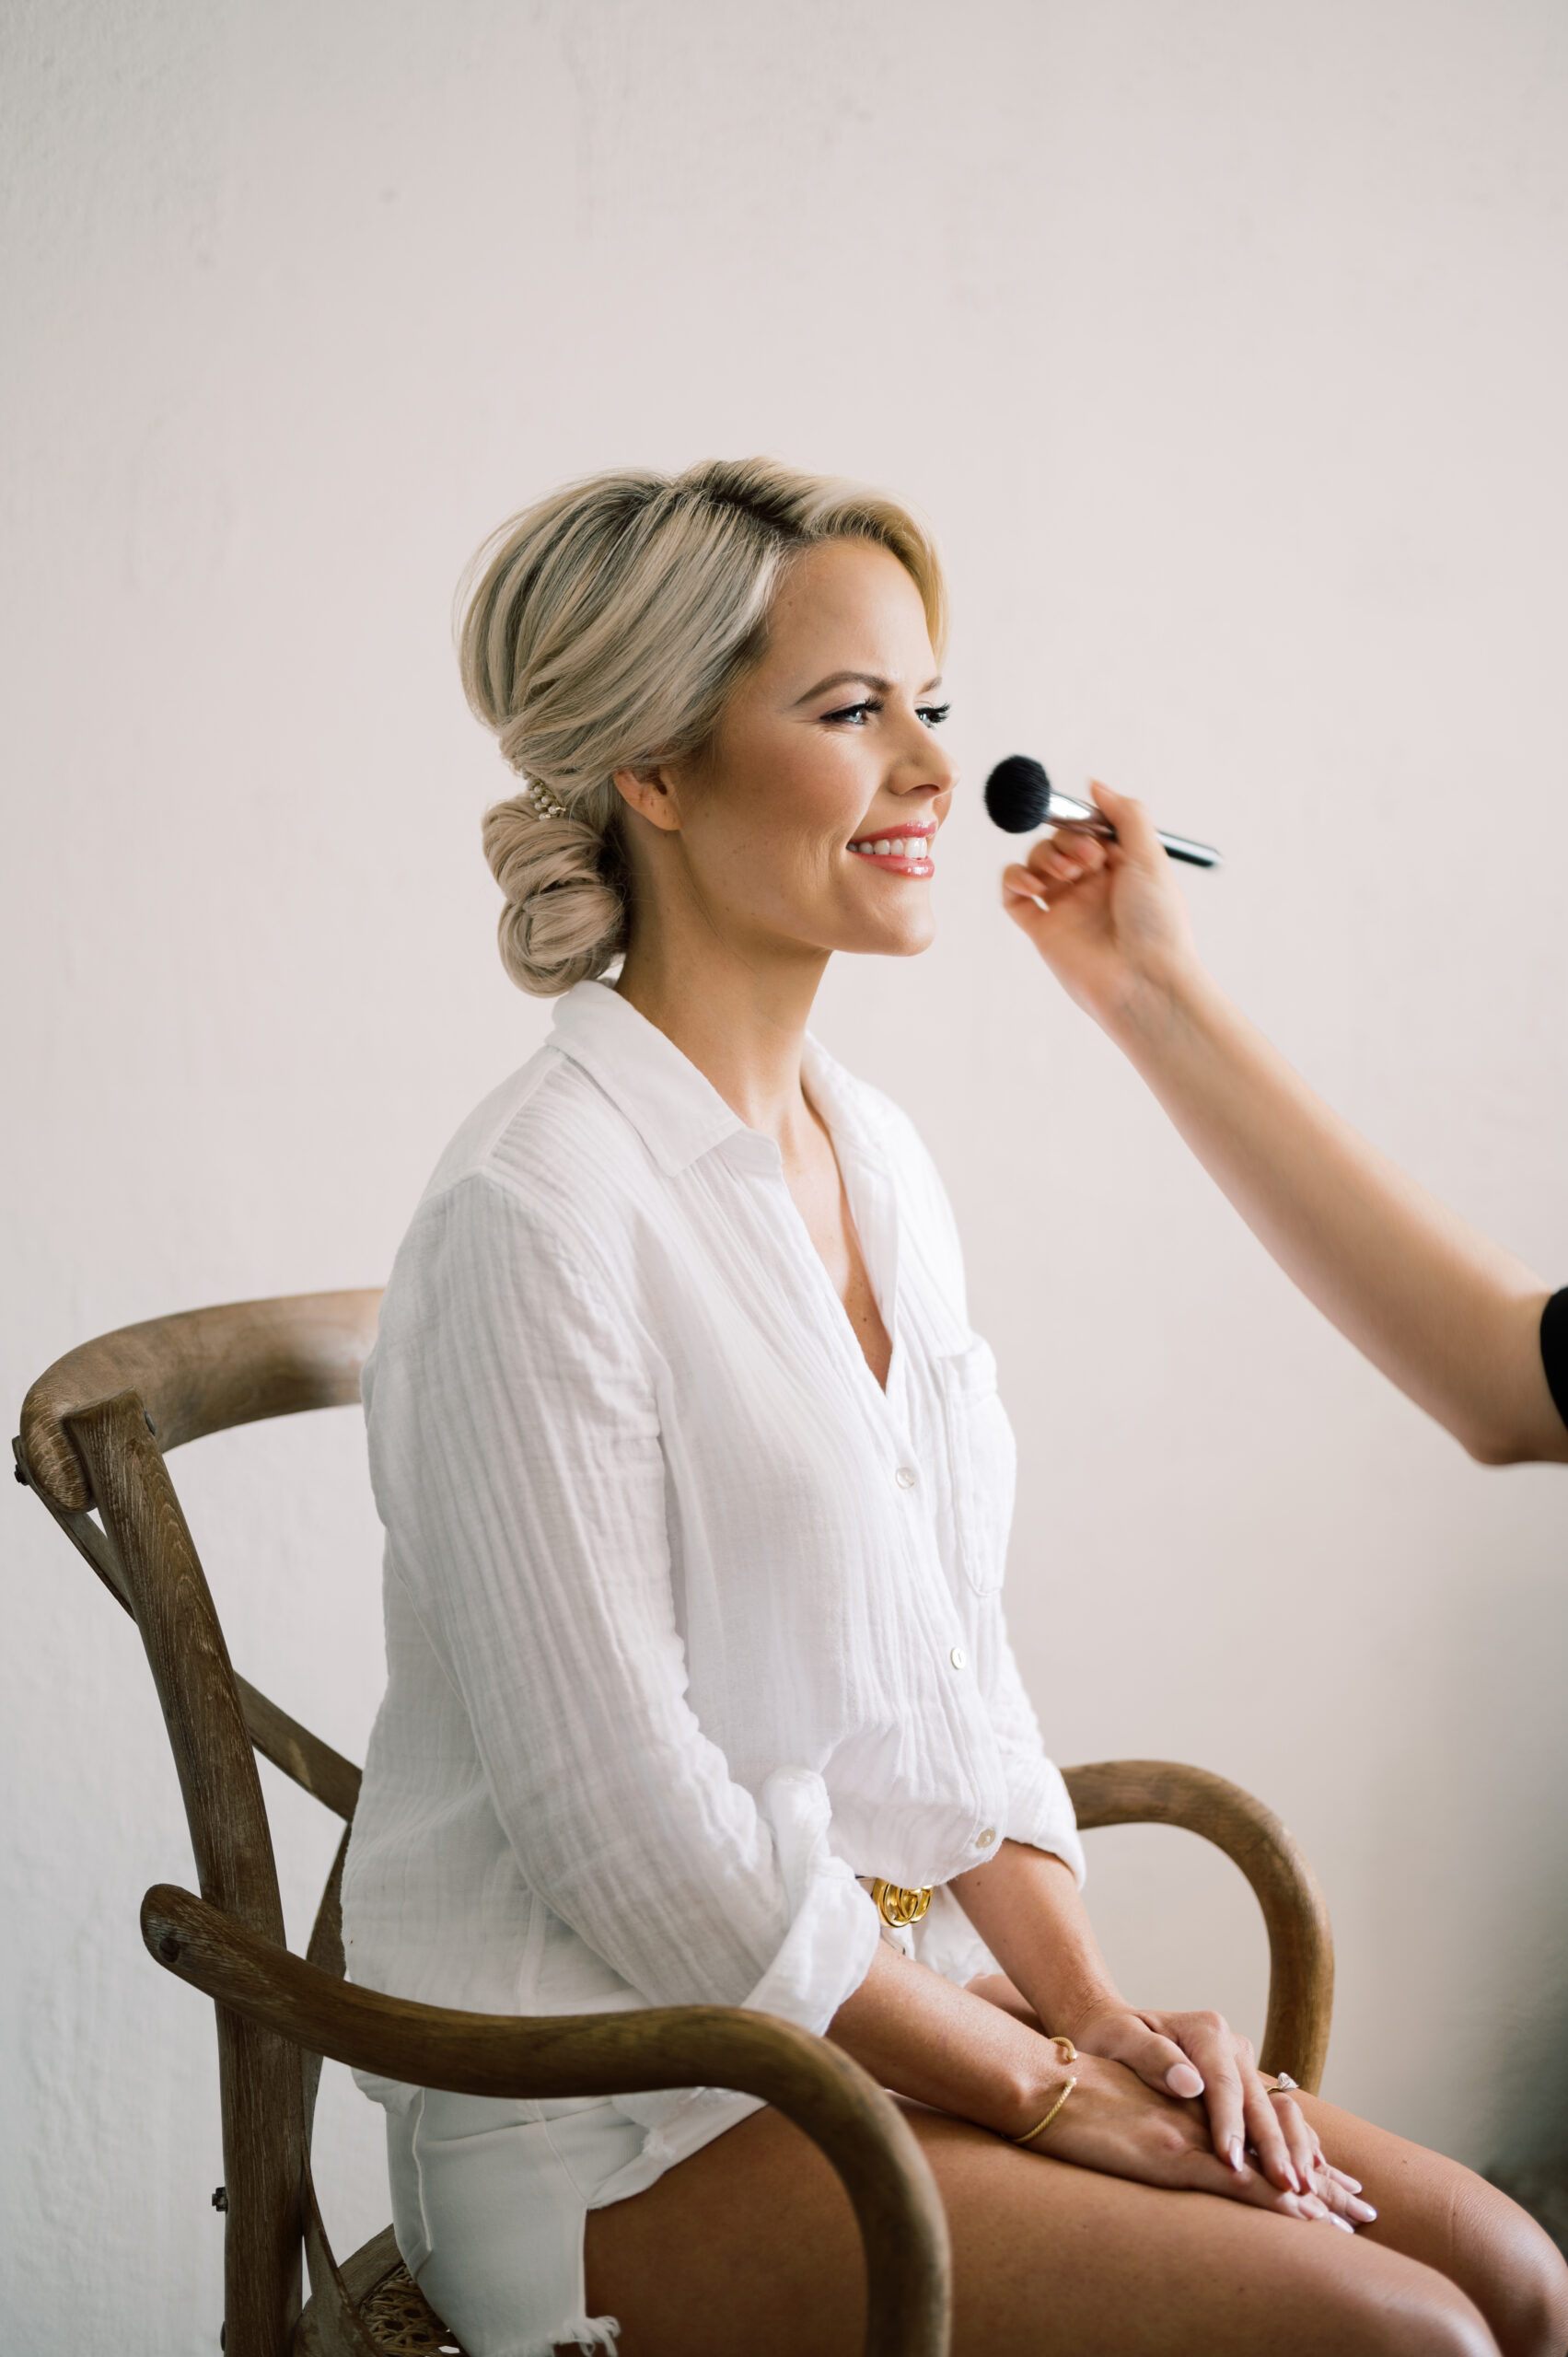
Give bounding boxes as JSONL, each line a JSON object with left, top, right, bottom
{"left": 611, "top": 763, "right": 683, "bottom": 834}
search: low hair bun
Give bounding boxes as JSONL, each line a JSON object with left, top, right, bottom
{"left": 482, "top": 793, "right": 626, "bottom": 996}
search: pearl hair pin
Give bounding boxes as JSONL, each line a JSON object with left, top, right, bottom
{"left": 524, "top": 780, "right": 569, "bottom": 821}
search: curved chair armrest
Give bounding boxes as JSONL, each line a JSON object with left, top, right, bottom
{"left": 143, "top": 1884, "right": 951, "bottom": 2357}
{"left": 1063, "top": 1759, "right": 1333, "bottom": 2092}
{"left": 18, "top": 1289, "right": 383, "bottom": 1513}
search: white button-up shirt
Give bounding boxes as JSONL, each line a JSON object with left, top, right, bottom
{"left": 343, "top": 981, "right": 1083, "bottom": 2149}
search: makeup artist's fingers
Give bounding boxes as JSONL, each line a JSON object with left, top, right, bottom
{"left": 1038, "top": 829, "right": 1109, "bottom": 880}
{"left": 1089, "top": 780, "right": 1166, "bottom": 869}
{"left": 1002, "top": 864, "right": 1051, "bottom": 920}
{"left": 1001, "top": 833, "right": 1109, "bottom": 920}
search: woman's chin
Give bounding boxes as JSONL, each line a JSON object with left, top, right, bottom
{"left": 841, "top": 910, "right": 937, "bottom": 960}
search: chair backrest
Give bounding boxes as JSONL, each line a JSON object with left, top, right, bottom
{"left": 16, "top": 1291, "right": 383, "bottom": 2357}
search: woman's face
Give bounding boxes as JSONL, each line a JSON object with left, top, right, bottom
{"left": 621, "top": 536, "right": 957, "bottom": 966}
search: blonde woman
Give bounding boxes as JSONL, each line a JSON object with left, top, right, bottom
{"left": 342, "top": 460, "right": 1568, "bottom": 2357}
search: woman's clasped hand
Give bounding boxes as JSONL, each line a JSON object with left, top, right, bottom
{"left": 1037, "top": 2003, "right": 1374, "bottom": 2229}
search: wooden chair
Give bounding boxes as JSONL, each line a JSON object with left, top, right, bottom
{"left": 16, "top": 1292, "right": 1335, "bottom": 2357}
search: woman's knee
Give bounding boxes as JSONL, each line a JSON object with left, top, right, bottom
{"left": 1469, "top": 2198, "right": 1568, "bottom": 2357}
{"left": 1346, "top": 2274, "right": 1501, "bottom": 2357}
{"left": 1310, "top": 2246, "right": 1500, "bottom": 2357}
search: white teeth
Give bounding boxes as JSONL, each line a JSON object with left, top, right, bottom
{"left": 848, "top": 834, "right": 934, "bottom": 860}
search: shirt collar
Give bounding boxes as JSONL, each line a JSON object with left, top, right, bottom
{"left": 550, "top": 980, "right": 891, "bottom": 1179}
{"left": 800, "top": 1031, "right": 889, "bottom": 1167}
{"left": 550, "top": 981, "right": 746, "bottom": 1175}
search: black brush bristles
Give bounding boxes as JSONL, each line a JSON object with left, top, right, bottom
{"left": 984, "top": 755, "right": 1052, "bottom": 833}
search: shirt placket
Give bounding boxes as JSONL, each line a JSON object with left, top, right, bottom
{"left": 756, "top": 1142, "right": 1007, "bottom": 1883}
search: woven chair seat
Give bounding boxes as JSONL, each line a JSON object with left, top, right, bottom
{"left": 359, "top": 2258, "right": 466, "bottom": 2354}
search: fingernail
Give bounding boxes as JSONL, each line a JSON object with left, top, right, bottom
{"left": 1346, "top": 2197, "right": 1377, "bottom": 2223}
{"left": 1226, "top": 2133, "right": 1245, "bottom": 2175}
{"left": 1166, "top": 2062, "right": 1204, "bottom": 2098}
{"left": 1328, "top": 2214, "right": 1355, "bottom": 2234}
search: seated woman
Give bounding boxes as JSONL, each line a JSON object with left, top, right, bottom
{"left": 342, "top": 459, "right": 1568, "bottom": 2357}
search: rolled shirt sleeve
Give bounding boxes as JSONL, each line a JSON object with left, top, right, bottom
{"left": 364, "top": 1170, "right": 879, "bottom": 2030}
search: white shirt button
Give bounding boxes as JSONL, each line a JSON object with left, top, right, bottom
{"left": 976, "top": 1828, "right": 995, "bottom": 1848}
{"left": 894, "top": 1465, "right": 917, "bottom": 1489}
{"left": 949, "top": 1645, "right": 967, "bottom": 1670}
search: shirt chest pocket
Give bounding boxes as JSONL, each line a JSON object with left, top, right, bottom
{"left": 939, "top": 1338, "right": 1016, "bottom": 1596}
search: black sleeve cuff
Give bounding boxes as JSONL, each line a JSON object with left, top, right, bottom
{"left": 1540, "top": 1288, "right": 1568, "bottom": 1434}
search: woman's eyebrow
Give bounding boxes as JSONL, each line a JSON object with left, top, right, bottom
{"left": 794, "top": 669, "right": 944, "bottom": 705}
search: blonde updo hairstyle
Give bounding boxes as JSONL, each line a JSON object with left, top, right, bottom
{"left": 459, "top": 457, "right": 947, "bottom": 995}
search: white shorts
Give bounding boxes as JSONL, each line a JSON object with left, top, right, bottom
{"left": 385, "top": 2083, "right": 751, "bottom": 2357}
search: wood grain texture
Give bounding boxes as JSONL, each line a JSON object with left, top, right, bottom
{"left": 19, "top": 1288, "right": 382, "bottom": 1512}
{"left": 1063, "top": 1759, "right": 1334, "bottom": 2092}
{"left": 295, "top": 1827, "right": 386, "bottom": 2357}
{"left": 144, "top": 1884, "right": 954, "bottom": 2357}
{"left": 302, "top": 1829, "right": 351, "bottom": 2145}
{"left": 293, "top": 2230, "right": 406, "bottom": 2357}
{"left": 239, "top": 1680, "right": 363, "bottom": 1823}
{"left": 68, "top": 1394, "right": 306, "bottom": 2357}
{"left": 300, "top": 2163, "right": 387, "bottom": 2357}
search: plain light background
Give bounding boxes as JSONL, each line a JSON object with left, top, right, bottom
{"left": 4, "top": 1, "right": 1566, "bottom": 2344}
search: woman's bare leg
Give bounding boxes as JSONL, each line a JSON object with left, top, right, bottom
{"left": 1287, "top": 2095, "right": 1568, "bottom": 2357}
{"left": 580, "top": 2099, "right": 1517, "bottom": 2357}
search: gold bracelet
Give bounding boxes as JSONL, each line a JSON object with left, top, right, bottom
{"left": 1014, "top": 2080, "right": 1076, "bottom": 2147}
{"left": 1014, "top": 2036, "right": 1080, "bottom": 2148}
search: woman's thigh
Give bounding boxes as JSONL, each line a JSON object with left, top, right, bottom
{"left": 580, "top": 2101, "right": 1503, "bottom": 2357}
{"left": 1290, "top": 2094, "right": 1568, "bottom": 2357}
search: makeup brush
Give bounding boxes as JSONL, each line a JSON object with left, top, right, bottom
{"left": 984, "top": 756, "right": 1221, "bottom": 869}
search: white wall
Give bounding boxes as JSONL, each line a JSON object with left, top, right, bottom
{"left": 4, "top": 2, "right": 1566, "bottom": 2344}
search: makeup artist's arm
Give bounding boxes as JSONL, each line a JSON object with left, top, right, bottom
{"left": 1001, "top": 786, "right": 1568, "bottom": 1467}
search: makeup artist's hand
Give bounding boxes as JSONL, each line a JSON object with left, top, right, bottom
{"left": 1000, "top": 781, "right": 1200, "bottom": 1025}
{"left": 1063, "top": 1996, "right": 1372, "bottom": 2225}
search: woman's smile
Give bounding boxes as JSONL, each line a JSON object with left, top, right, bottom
{"left": 845, "top": 820, "right": 936, "bottom": 876}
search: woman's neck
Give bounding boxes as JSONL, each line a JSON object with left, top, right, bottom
{"left": 614, "top": 920, "right": 829, "bottom": 1148}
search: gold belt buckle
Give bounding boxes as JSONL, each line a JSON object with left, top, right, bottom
{"left": 870, "top": 1878, "right": 934, "bottom": 1930}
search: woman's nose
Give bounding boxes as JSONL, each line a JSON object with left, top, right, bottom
{"left": 911, "top": 731, "right": 957, "bottom": 791}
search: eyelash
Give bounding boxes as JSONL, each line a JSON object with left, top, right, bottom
{"left": 822, "top": 699, "right": 951, "bottom": 729}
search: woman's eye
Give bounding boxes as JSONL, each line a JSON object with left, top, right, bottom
{"left": 917, "top": 703, "right": 950, "bottom": 728}
{"left": 822, "top": 700, "right": 880, "bottom": 726}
